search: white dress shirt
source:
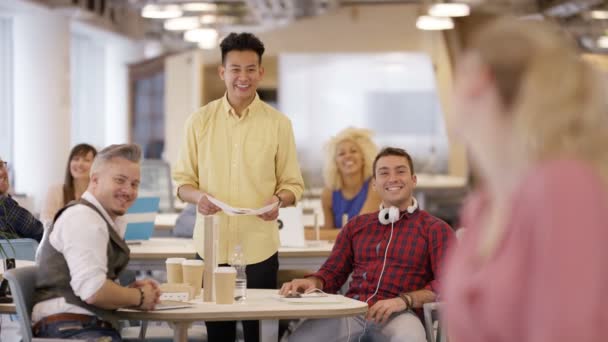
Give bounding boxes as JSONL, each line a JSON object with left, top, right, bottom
{"left": 32, "top": 191, "right": 127, "bottom": 322}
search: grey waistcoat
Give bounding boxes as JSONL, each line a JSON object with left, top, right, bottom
{"left": 34, "top": 198, "right": 131, "bottom": 325}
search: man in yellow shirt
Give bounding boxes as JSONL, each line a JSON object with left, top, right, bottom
{"left": 173, "top": 32, "right": 304, "bottom": 342}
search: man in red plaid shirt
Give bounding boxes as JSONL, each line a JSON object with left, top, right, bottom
{"left": 280, "top": 147, "right": 455, "bottom": 342}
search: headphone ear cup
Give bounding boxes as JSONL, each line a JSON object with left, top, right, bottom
{"left": 407, "top": 198, "right": 419, "bottom": 214}
{"left": 388, "top": 207, "right": 400, "bottom": 223}
{"left": 378, "top": 208, "right": 391, "bottom": 225}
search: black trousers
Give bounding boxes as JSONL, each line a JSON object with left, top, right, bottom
{"left": 205, "top": 252, "right": 279, "bottom": 342}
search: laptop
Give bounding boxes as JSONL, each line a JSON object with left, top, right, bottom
{"left": 124, "top": 197, "right": 161, "bottom": 241}
{"left": 278, "top": 206, "right": 306, "bottom": 248}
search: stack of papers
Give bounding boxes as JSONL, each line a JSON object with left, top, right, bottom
{"left": 207, "top": 195, "right": 278, "bottom": 216}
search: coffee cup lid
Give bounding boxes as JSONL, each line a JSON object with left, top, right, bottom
{"left": 166, "top": 258, "right": 186, "bottom": 264}
{"left": 182, "top": 259, "right": 204, "bottom": 266}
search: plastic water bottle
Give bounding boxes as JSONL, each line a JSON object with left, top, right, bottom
{"left": 231, "top": 245, "right": 247, "bottom": 302}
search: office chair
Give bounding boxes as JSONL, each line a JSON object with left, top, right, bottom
{"left": 423, "top": 302, "right": 447, "bottom": 342}
{"left": 3, "top": 265, "right": 37, "bottom": 341}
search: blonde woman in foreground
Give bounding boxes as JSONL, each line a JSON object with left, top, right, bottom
{"left": 442, "top": 18, "right": 608, "bottom": 342}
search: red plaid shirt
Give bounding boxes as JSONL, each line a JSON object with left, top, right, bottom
{"left": 310, "top": 209, "right": 454, "bottom": 306}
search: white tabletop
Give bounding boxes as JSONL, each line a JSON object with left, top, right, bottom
{"left": 117, "top": 288, "right": 366, "bottom": 342}
{"left": 0, "top": 259, "right": 36, "bottom": 274}
{"left": 155, "top": 213, "right": 180, "bottom": 230}
{"left": 415, "top": 174, "right": 467, "bottom": 190}
{"left": 155, "top": 213, "right": 323, "bottom": 234}
{"left": 118, "top": 288, "right": 366, "bottom": 321}
{"left": 129, "top": 238, "right": 196, "bottom": 259}
{"left": 129, "top": 238, "right": 334, "bottom": 260}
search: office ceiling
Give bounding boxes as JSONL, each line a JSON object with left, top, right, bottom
{"left": 39, "top": 0, "right": 608, "bottom": 53}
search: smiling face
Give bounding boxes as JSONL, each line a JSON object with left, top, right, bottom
{"left": 70, "top": 151, "right": 95, "bottom": 182}
{"left": 89, "top": 157, "right": 140, "bottom": 220}
{"left": 219, "top": 50, "right": 264, "bottom": 110}
{"left": 372, "top": 155, "right": 417, "bottom": 210}
{"left": 335, "top": 139, "right": 364, "bottom": 177}
{"left": 0, "top": 160, "right": 8, "bottom": 195}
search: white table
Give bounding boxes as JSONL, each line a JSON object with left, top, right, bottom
{"left": 154, "top": 213, "right": 180, "bottom": 237}
{"left": 0, "top": 260, "right": 35, "bottom": 274}
{"left": 127, "top": 238, "right": 334, "bottom": 272}
{"left": 414, "top": 174, "right": 467, "bottom": 209}
{"left": 117, "top": 288, "right": 367, "bottom": 342}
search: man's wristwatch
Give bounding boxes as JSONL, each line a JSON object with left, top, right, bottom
{"left": 399, "top": 293, "right": 413, "bottom": 310}
{"left": 274, "top": 194, "right": 283, "bottom": 208}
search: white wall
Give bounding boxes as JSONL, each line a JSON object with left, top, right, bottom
{"left": 5, "top": 0, "right": 143, "bottom": 212}
{"left": 71, "top": 21, "right": 143, "bottom": 146}
{"left": 13, "top": 7, "right": 71, "bottom": 211}
{"left": 164, "top": 50, "right": 203, "bottom": 166}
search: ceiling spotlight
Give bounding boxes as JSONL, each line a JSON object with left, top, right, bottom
{"left": 184, "top": 28, "right": 219, "bottom": 50}
{"left": 182, "top": 2, "right": 218, "bottom": 12}
{"left": 200, "top": 14, "right": 217, "bottom": 24}
{"left": 141, "top": 4, "right": 182, "bottom": 19}
{"left": 428, "top": 3, "right": 470, "bottom": 17}
{"left": 591, "top": 10, "right": 608, "bottom": 19}
{"left": 597, "top": 36, "right": 608, "bottom": 48}
{"left": 198, "top": 39, "right": 218, "bottom": 50}
{"left": 416, "top": 15, "right": 455, "bottom": 30}
{"left": 164, "top": 17, "right": 200, "bottom": 31}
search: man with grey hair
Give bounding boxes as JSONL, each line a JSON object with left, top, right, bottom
{"left": 32, "top": 144, "right": 161, "bottom": 341}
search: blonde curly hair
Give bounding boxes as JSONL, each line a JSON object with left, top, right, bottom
{"left": 323, "top": 127, "right": 378, "bottom": 190}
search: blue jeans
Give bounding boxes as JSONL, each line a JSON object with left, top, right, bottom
{"left": 34, "top": 317, "right": 122, "bottom": 341}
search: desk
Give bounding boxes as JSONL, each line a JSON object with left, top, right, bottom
{"left": 128, "top": 238, "right": 333, "bottom": 272}
{"left": 118, "top": 288, "right": 367, "bottom": 342}
{"left": 154, "top": 213, "right": 180, "bottom": 237}
{"left": 0, "top": 260, "right": 35, "bottom": 274}
{"left": 414, "top": 174, "right": 467, "bottom": 210}
{"left": 304, "top": 227, "right": 340, "bottom": 241}
{"left": 0, "top": 302, "right": 14, "bottom": 314}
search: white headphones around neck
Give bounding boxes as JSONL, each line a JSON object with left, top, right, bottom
{"left": 378, "top": 198, "right": 418, "bottom": 225}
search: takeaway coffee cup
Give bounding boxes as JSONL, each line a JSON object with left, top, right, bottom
{"left": 182, "top": 259, "right": 204, "bottom": 296}
{"left": 214, "top": 267, "right": 237, "bottom": 304}
{"left": 165, "top": 258, "right": 186, "bottom": 284}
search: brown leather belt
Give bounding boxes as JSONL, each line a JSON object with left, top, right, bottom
{"left": 33, "top": 313, "right": 112, "bottom": 335}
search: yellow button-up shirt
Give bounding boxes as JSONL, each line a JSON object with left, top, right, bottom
{"left": 173, "top": 94, "right": 304, "bottom": 264}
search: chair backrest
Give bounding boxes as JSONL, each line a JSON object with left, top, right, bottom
{"left": 424, "top": 302, "right": 448, "bottom": 342}
{"left": 4, "top": 265, "right": 38, "bottom": 342}
{"left": 139, "top": 159, "right": 174, "bottom": 213}
{"left": 0, "top": 238, "right": 39, "bottom": 261}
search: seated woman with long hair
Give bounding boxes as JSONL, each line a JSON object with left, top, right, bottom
{"left": 41, "top": 143, "right": 97, "bottom": 225}
{"left": 321, "top": 127, "right": 381, "bottom": 228}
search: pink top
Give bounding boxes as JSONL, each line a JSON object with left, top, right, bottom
{"left": 442, "top": 159, "right": 608, "bottom": 342}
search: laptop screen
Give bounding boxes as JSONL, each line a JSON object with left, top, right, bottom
{"left": 124, "top": 197, "right": 161, "bottom": 241}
